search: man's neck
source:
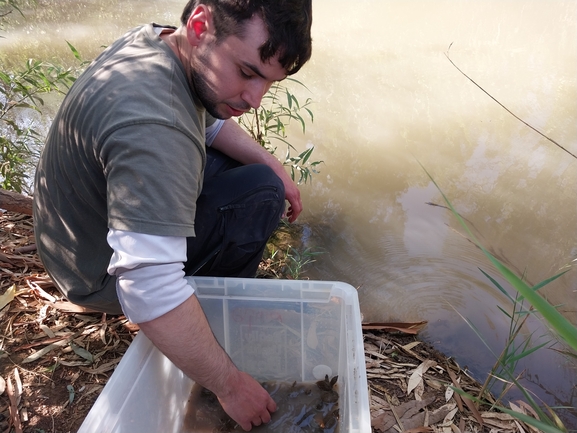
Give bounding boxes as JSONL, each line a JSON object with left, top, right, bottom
{"left": 159, "top": 27, "right": 196, "bottom": 90}
{"left": 159, "top": 27, "right": 182, "bottom": 58}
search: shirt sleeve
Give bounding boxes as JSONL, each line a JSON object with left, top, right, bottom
{"left": 106, "top": 228, "right": 195, "bottom": 323}
{"left": 102, "top": 123, "right": 203, "bottom": 237}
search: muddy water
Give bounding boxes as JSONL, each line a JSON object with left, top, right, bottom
{"left": 294, "top": 2, "right": 577, "bottom": 424}
{"left": 182, "top": 380, "right": 339, "bottom": 433}
{"left": 1, "top": 0, "right": 576, "bottom": 426}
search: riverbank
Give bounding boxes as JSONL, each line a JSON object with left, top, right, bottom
{"left": 0, "top": 211, "right": 545, "bottom": 433}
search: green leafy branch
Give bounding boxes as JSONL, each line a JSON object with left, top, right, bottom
{"left": 1, "top": 1, "right": 85, "bottom": 193}
{"left": 1, "top": 58, "right": 78, "bottom": 193}
{"left": 238, "top": 77, "right": 322, "bottom": 184}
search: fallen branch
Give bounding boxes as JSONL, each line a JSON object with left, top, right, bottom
{"left": 0, "top": 189, "right": 33, "bottom": 215}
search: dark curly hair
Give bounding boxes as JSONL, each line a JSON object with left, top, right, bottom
{"left": 181, "top": 0, "right": 312, "bottom": 75}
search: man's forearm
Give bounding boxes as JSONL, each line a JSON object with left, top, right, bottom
{"left": 138, "top": 294, "right": 236, "bottom": 395}
{"left": 211, "top": 119, "right": 286, "bottom": 174}
{"left": 138, "top": 293, "right": 277, "bottom": 430}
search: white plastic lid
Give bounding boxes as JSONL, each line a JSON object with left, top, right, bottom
{"left": 312, "top": 364, "right": 333, "bottom": 380}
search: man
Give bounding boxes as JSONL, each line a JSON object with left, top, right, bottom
{"left": 33, "top": 0, "right": 312, "bottom": 429}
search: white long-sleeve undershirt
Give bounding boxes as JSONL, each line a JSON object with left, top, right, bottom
{"left": 106, "top": 229, "right": 195, "bottom": 324}
{"left": 205, "top": 118, "right": 225, "bottom": 146}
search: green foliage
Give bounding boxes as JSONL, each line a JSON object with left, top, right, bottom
{"left": 1, "top": 57, "right": 77, "bottom": 193}
{"left": 282, "top": 246, "right": 323, "bottom": 280}
{"left": 238, "top": 78, "right": 322, "bottom": 184}
{"left": 259, "top": 221, "right": 324, "bottom": 280}
{"left": 262, "top": 244, "right": 322, "bottom": 280}
{"left": 420, "top": 162, "right": 576, "bottom": 433}
{"left": 1, "top": 0, "right": 79, "bottom": 193}
{"left": 477, "top": 268, "right": 557, "bottom": 400}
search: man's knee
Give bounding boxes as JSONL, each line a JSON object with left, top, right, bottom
{"left": 219, "top": 163, "right": 285, "bottom": 222}
{"left": 248, "top": 163, "right": 285, "bottom": 196}
{"left": 188, "top": 166, "right": 285, "bottom": 276}
{"left": 236, "top": 164, "right": 285, "bottom": 222}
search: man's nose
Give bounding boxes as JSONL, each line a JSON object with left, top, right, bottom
{"left": 242, "top": 79, "right": 270, "bottom": 109}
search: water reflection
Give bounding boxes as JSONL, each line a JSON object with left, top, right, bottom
{"left": 2, "top": 0, "right": 576, "bottom": 426}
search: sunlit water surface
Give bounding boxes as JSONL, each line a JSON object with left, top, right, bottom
{"left": 2, "top": 0, "right": 576, "bottom": 425}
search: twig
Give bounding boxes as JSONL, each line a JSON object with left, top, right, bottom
{"left": 445, "top": 43, "right": 577, "bottom": 160}
{"left": 6, "top": 374, "right": 23, "bottom": 433}
{"left": 14, "top": 244, "right": 37, "bottom": 254}
{"left": 446, "top": 366, "right": 484, "bottom": 428}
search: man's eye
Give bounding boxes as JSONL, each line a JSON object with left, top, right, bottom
{"left": 240, "top": 69, "right": 252, "bottom": 79}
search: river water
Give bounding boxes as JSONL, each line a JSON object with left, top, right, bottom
{"left": 2, "top": 0, "right": 576, "bottom": 425}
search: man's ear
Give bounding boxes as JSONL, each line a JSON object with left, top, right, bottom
{"left": 186, "top": 5, "right": 212, "bottom": 47}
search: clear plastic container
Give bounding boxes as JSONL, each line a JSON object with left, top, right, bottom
{"left": 77, "top": 277, "right": 370, "bottom": 433}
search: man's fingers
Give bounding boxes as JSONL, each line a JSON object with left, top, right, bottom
{"left": 217, "top": 372, "right": 277, "bottom": 430}
{"left": 240, "top": 421, "right": 252, "bottom": 432}
{"left": 260, "top": 410, "right": 272, "bottom": 424}
{"left": 285, "top": 201, "right": 302, "bottom": 223}
{"left": 267, "top": 398, "right": 277, "bottom": 413}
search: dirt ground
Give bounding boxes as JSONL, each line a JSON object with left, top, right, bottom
{"left": 0, "top": 211, "right": 545, "bottom": 433}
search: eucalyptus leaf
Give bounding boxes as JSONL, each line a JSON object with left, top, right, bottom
{"left": 69, "top": 342, "right": 94, "bottom": 363}
{"left": 67, "top": 384, "right": 75, "bottom": 404}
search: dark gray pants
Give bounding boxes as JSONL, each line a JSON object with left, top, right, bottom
{"left": 183, "top": 147, "right": 285, "bottom": 277}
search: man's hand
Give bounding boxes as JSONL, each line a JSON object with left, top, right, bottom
{"left": 139, "top": 295, "right": 276, "bottom": 430}
{"left": 279, "top": 171, "right": 302, "bottom": 223}
{"left": 218, "top": 370, "right": 277, "bottom": 431}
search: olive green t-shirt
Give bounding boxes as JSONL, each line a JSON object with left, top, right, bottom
{"left": 33, "top": 24, "right": 214, "bottom": 306}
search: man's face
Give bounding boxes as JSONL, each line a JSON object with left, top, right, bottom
{"left": 190, "top": 15, "right": 287, "bottom": 120}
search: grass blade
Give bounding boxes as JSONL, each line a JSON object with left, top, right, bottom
{"left": 532, "top": 270, "right": 570, "bottom": 292}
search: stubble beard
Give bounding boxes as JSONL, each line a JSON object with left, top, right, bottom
{"left": 189, "top": 65, "right": 227, "bottom": 120}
